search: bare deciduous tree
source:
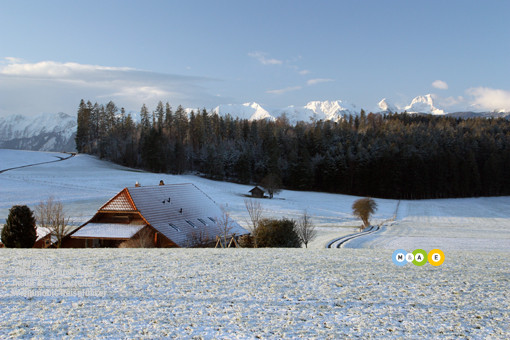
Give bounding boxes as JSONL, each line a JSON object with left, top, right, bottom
{"left": 244, "top": 199, "right": 264, "bottom": 248}
{"left": 35, "top": 197, "right": 72, "bottom": 248}
{"left": 261, "top": 173, "right": 282, "bottom": 199}
{"left": 296, "top": 210, "right": 317, "bottom": 248}
{"left": 215, "top": 209, "right": 236, "bottom": 247}
{"left": 352, "top": 197, "right": 378, "bottom": 231}
{"left": 118, "top": 227, "right": 155, "bottom": 248}
{"left": 244, "top": 199, "right": 263, "bottom": 231}
{"left": 187, "top": 228, "right": 213, "bottom": 248}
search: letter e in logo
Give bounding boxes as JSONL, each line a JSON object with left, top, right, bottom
{"left": 428, "top": 249, "right": 445, "bottom": 266}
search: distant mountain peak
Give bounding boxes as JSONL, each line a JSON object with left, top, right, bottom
{"left": 404, "top": 94, "right": 445, "bottom": 115}
{"left": 213, "top": 102, "right": 273, "bottom": 121}
{"left": 378, "top": 98, "right": 398, "bottom": 113}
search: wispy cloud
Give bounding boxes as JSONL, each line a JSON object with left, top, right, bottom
{"left": 467, "top": 87, "right": 510, "bottom": 112}
{"left": 266, "top": 86, "right": 302, "bottom": 95}
{"left": 432, "top": 80, "right": 448, "bottom": 90}
{"left": 299, "top": 70, "right": 311, "bottom": 75}
{"left": 248, "top": 51, "right": 283, "bottom": 65}
{"left": 307, "top": 78, "right": 334, "bottom": 86}
{"left": 2, "top": 57, "right": 24, "bottom": 65}
{"left": 0, "top": 59, "right": 220, "bottom": 116}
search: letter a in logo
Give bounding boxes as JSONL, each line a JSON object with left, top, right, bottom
{"left": 412, "top": 249, "right": 428, "bottom": 266}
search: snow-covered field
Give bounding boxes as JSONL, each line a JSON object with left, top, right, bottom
{"left": 0, "top": 149, "right": 399, "bottom": 248}
{"left": 2, "top": 149, "right": 510, "bottom": 250}
{"left": 344, "top": 198, "right": 510, "bottom": 251}
{"left": 1, "top": 149, "right": 509, "bottom": 338}
{"left": 1, "top": 249, "right": 508, "bottom": 339}
{"left": 0, "top": 149, "right": 67, "bottom": 170}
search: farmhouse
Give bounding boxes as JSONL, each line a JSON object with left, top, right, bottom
{"left": 62, "top": 183, "right": 248, "bottom": 248}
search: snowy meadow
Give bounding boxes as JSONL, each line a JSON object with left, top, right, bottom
{"left": 1, "top": 149, "right": 509, "bottom": 338}
{"left": 1, "top": 249, "right": 509, "bottom": 339}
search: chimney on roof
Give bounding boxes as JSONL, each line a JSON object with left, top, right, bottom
{"left": 135, "top": 181, "right": 141, "bottom": 187}
{"left": 159, "top": 180, "right": 165, "bottom": 186}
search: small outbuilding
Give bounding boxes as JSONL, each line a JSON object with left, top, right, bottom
{"left": 62, "top": 183, "right": 249, "bottom": 248}
{"left": 249, "top": 186, "right": 265, "bottom": 198}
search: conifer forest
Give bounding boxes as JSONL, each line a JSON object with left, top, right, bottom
{"left": 75, "top": 100, "right": 510, "bottom": 199}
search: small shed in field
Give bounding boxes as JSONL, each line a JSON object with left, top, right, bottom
{"left": 249, "top": 186, "right": 265, "bottom": 198}
{"left": 62, "top": 183, "right": 248, "bottom": 248}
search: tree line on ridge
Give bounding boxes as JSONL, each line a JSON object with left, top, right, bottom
{"left": 75, "top": 99, "right": 510, "bottom": 199}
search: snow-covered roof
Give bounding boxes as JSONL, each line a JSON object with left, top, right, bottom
{"left": 126, "top": 183, "right": 248, "bottom": 247}
{"left": 72, "top": 223, "right": 144, "bottom": 239}
{"left": 70, "top": 183, "right": 249, "bottom": 247}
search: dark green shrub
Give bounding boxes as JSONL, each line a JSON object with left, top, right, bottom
{"left": 254, "top": 218, "right": 302, "bottom": 248}
{"left": 1, "top": 205, "right": 37, "bottom": 248}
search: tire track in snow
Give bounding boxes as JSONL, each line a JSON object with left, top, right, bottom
{"left": 0, "top": 153, "right": 75, "bottom": 174}
{"left": 326, "top": 225, "right": 381, "bottom": 248}
{"left": 326, "top": 200, "right": 400, "bottom": 248}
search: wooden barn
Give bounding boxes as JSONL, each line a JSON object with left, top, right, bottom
{"left": 249, "top": 186, "right": 265, "bottom": 198}
{"left": 62, "top": 183, "right": 248, "bottom": 248}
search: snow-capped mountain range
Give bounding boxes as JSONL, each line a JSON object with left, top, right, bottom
{"left": 0, "top": 112, "right": 76, "bottom": 151}
{"left": 214, "top": 95, "right": 448, "bottom": 122}
{"left": 213, "top": 100, "right": 359, "bottom": 123}
{"left": 1, "top": 95, "right": 508, "bottom": 152}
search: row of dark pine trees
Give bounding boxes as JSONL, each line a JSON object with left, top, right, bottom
{"left": 75, "top": 99, "right": 510, "bottom": 199}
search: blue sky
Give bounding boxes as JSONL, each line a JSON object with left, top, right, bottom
{"left": 1, "top": 0, "right": 509, "bottom": 116}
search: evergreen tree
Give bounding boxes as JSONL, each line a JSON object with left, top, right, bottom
{"left": 155, "top": 101, "right": 165, "bottom": 132}
{"left": 74, "top": 99, "right": 510, "bottom": 200}
{"left": 164, "top": 102, "right": 173, "bottom": 129}
{"left": 140, "top": 104, "right": 151, "bottom": 131}
{"left": 1, "top": 205, "right": 37, "bottom": 248}
{"left": 75, "top": 99, "right": 90, "bottom": 153}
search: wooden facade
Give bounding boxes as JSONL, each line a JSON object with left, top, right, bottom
{"left": 249, "top": 186, "right": 265, "bottom": 198}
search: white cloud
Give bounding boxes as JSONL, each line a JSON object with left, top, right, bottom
{"left": 299, "top": 70, "right": 310, "bottom": 75}
{"left": 0, "top": 59, "right": 220, "bottom": 116}
{"left": 467, "top": 87, "right": 510, "bottom": 112}
{"left": 436, "top": 95, "right": 465, "bottom": 109}
{"left": 2, "top": 57, "right": 24, "bottom": 64}
{"left": 266, "top": 86, "right": 302, "bottom": 95}
{"left": 248, "top": 52, "right": 283, "bottom": 65}
{"left": 307, "top": 78, "right": 334, "bottom": 86}
{"left": 432, "top": 80, "right": 448, "bottom": 90}
{"left": 1, "top": 61, "right": 134, "bottom": 78}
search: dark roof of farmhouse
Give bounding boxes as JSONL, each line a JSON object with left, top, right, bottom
{"left": 96, "top": 183, "right": 248, "bottom": 247}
